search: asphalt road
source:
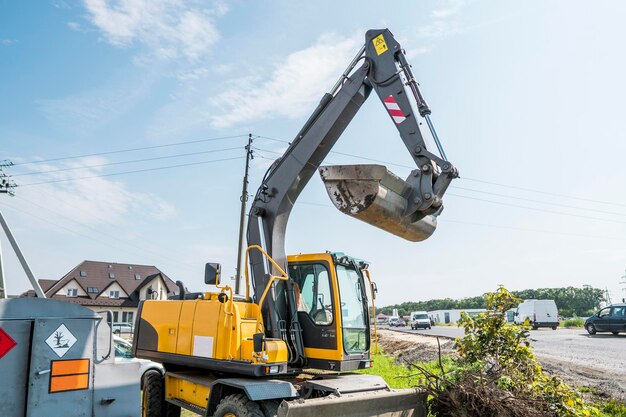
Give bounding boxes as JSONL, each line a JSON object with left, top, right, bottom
{"left": 385, "top": 325, "right": 626, "bottom": 398}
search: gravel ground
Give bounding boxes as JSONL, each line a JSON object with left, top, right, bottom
{"left": 379, "top": 327, "right": 626, "bottom": 401}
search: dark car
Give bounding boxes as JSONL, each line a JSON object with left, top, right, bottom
{"left": 584, "top": 303, "right": 626, "bottom": 335}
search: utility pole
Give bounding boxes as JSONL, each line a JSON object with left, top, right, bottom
{"left": 0, "top": 161, "right": 45, "bottom": 298}
{"left": 620, "top": 269, "right": 626, "bottom": 303}
{"left": 235, "top": 134, "right": 254, "bottom": 295}
{"left": 0, "top": 160, "right": 16, "bottom": 299}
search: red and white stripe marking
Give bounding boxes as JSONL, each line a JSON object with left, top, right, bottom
{"left": 383, "top": 95, "right": 406, "bottom": 124}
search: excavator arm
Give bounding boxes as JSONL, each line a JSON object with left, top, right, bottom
{"left": 247, "top": 29, "right": 458, "bottom": 360}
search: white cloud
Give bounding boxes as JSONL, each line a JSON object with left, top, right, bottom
{"left": 15, "top": 157, "right": 175, "bottom": 227}
{"left": 1, "top": 39, "right": 18, "bottom": 46}
{"left": 82, "top": 0, "right": 225, "bottom": 61}
{"left": 37, "top": 69, "right": 157, "bottom": 132}
{"left": 208, "top": 33, "right": 361, "bottom": 129}
{"left": 417, "top": 0, "right": 469, "bottom": 40}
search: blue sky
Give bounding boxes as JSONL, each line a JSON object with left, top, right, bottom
{"left": 1, "top": 0, "right": 625, "bottom": 306}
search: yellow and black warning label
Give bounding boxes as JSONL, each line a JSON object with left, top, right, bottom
{"left": 372, "top": 34, "right": 388, "bottom": 55}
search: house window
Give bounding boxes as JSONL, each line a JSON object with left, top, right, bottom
{"left": 113, "top": 312, "right": 119, "bottom": 322}
{"left": 79, "top": 270, "right": 87, "bottom": 277}
{"left": 122, "top": 311, "right": 134, "bottom": 323}
{"left": 109, "top": 272, "right": 115, "bottom": 279}
{"left": 109, "top": 290, "right": 119, "bottom": 299}
{"left": 134, "top": 273, "right": 141, "bottom": 280}
{"left": 67, "top": 288, "right": 78, "bottom": 297}
{"left": 87, "top": 287, "right": 99, "bottom": 293}
{"left": 128, "top": 265, "right": 133, "bottom": 270}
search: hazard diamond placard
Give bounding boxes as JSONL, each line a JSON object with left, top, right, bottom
{"left": 0, "top": 327, "right": 17, "bottom": 359}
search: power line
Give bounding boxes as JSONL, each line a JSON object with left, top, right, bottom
{"left": 452, "top": 186, "right": 626, "bottom": 218}
{"left": 12, "top": 146, "right": 245, "bottom": 177}
{"left": 256, "top": 134, "right": 626, "bottom": 209}
{"left": 446, "top": 193, "right": 626, "bottom": 225}
{"left": 462, "top": 177, "right": 626, "bottom": 208}
{"left": 441, "top": 219, "right": 626, "bottom": 241}
{"left": 296, "top": 200, "right": 626, "bottom": 241}
{"left": 18, "top": 156, "right": 244, "bottom": 187}
{"left": 3, "top": 198, "right": 198, "bottom": 273}
{"left": 254, "top": 144, "right": 626, "bottom": 218}
{"left": 12, "top": 134, "right": 248, "bottom": 166}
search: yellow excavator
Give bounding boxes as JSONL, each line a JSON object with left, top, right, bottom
{"left": 133, "top": 28, "right": 458, "bottom": 417}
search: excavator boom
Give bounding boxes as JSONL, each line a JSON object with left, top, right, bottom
{"left": 248, "top": 28, "right": 458, "bottom": 355}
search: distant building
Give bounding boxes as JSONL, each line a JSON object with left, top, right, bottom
{"left": 428, "top": 309, "right": 486, "bottom": 324}
{"left": 22, "top": 260, "right": 178, "bottom": 326}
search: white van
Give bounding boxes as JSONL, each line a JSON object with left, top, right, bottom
{"left": 410, "top": 311, "right": 432, "bottom": 330}
{"left": 514, "top": 299, "right": 559, "bottom": 330}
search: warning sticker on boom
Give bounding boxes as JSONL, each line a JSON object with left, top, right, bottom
{"left": 45, "top": 324, "right": 77, "bottom": 358}
{"left": 372, "top": 34, "right": 388, "bottom": 55}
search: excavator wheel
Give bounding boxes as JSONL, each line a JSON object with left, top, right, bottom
{"left": 260, "top": 400, "right": 280, "bottom": 417}
{"left": 214, "top": 394, "right": 265, "bottom": 417}
{"left": 142, "top": 370, "right": 181, "bottom": 417}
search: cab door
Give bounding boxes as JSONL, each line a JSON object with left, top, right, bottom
{"left": 288, "top": 260, "right": 339, "bottom": 361}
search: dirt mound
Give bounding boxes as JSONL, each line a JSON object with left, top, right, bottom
{"left": 376, "top": 329, "right": 456, "bottom": 364}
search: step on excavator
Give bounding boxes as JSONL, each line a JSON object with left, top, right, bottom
{"left": 133, "top": 28, "right": 458, "bottom": 417}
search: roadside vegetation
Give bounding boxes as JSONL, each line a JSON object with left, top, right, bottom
{"left": 560, "top": 317, "right": 585, "bottom": 328}
{"left": 370, "top": 287, "right": 625, "bottom": 417}
{"left": 380, "top": 286, "right": 605, "bottom": 318}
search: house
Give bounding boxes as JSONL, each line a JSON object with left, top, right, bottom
{"left": 22, "top": 260, "right": 178, "bottom": 326}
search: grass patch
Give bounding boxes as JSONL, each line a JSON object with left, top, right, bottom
{"left": 599, "top": 399, "right": 626, "bottom": 417}
{"left": 561, "top": 317, "right": 585, "bottom": 328}
{"left": 357, "top": 351, "right": 457, "bottom": 389}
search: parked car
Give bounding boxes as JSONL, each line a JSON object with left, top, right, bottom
{"left": 113, "top": 336, "right": 163, "bottom": 387}
{"left": 514, "top": 299, "right": 559, "bottom": 330}
{"left": 584, "top": 303, "right": 626, "bottom": 335}
{"left": 410, "top": 311, "right": 432, "bottom": 330}
{"left": 112, "top": 322, "right": 133, "bottom": 335}
{"left": 387, "top": 317, "right": 400, "bottom": 327}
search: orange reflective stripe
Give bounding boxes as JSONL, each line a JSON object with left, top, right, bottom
{"left": 51, "top": 359, "right": 90, "bottom": 376}
{"left": 49, "top": 359, "right": 90, "bottom": 393}
{"left": 50, "top": 374, "right": 89, "bottom": 392}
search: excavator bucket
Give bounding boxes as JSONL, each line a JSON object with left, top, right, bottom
{"left": 319, "top": 164, "right": 437, "bottom": 242}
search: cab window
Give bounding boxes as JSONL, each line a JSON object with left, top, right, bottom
{"left": 598, "top": 307, "right": 611, "bottom": 317}
{"left": 289, "top": 263, "right": 333, "bottom": 326}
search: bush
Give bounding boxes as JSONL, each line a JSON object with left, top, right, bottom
{"left": 413, "top": 286, "right": 601, "bottom": 417}
{"left": 561, "top": 318, "right": 585, "bottom": 328}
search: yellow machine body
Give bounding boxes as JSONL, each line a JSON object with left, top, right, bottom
{"left": 134, "top": 292, "right": 288, "bottom": 377}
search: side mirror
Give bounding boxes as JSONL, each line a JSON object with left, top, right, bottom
{"left": 205, "top": 263, "right": 221, "bottom": 285}
{"left": 371, "top": 282, "right": 378, "bottom": 300}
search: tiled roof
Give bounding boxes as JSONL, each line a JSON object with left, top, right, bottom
{"left": 22, "top": 260, "right": 178, "bottom": 307}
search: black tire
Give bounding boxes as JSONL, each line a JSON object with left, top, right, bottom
{"left": 586, "top": 324, "right": 597, "bottom": 335}
{"left": 552, "top": 326, "right": 557, "bottom": 330}
{"left": 142, "top": 370, "right": 180, "bottom": 417}
{"left": 214, "top": 394, "right": 264, "bottom": 417}
{"left": 612, "top": 332, "right": 619, "bottom": 335}
{"left": 114, "top": 329, "right": 121, "bottom": 335}
{"left": 427, "top": 326, "right": 431, "bottom": 329}
{"left": 260, "top": 399, "right": 280, "bottom": 417}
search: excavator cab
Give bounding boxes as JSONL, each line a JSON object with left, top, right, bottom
{"left": 287, "top": 252, "right": 371, "bottom": 371}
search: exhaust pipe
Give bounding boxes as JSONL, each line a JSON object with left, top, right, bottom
{"left": 319, "top": 164, "right": 437, "bottom": 242}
